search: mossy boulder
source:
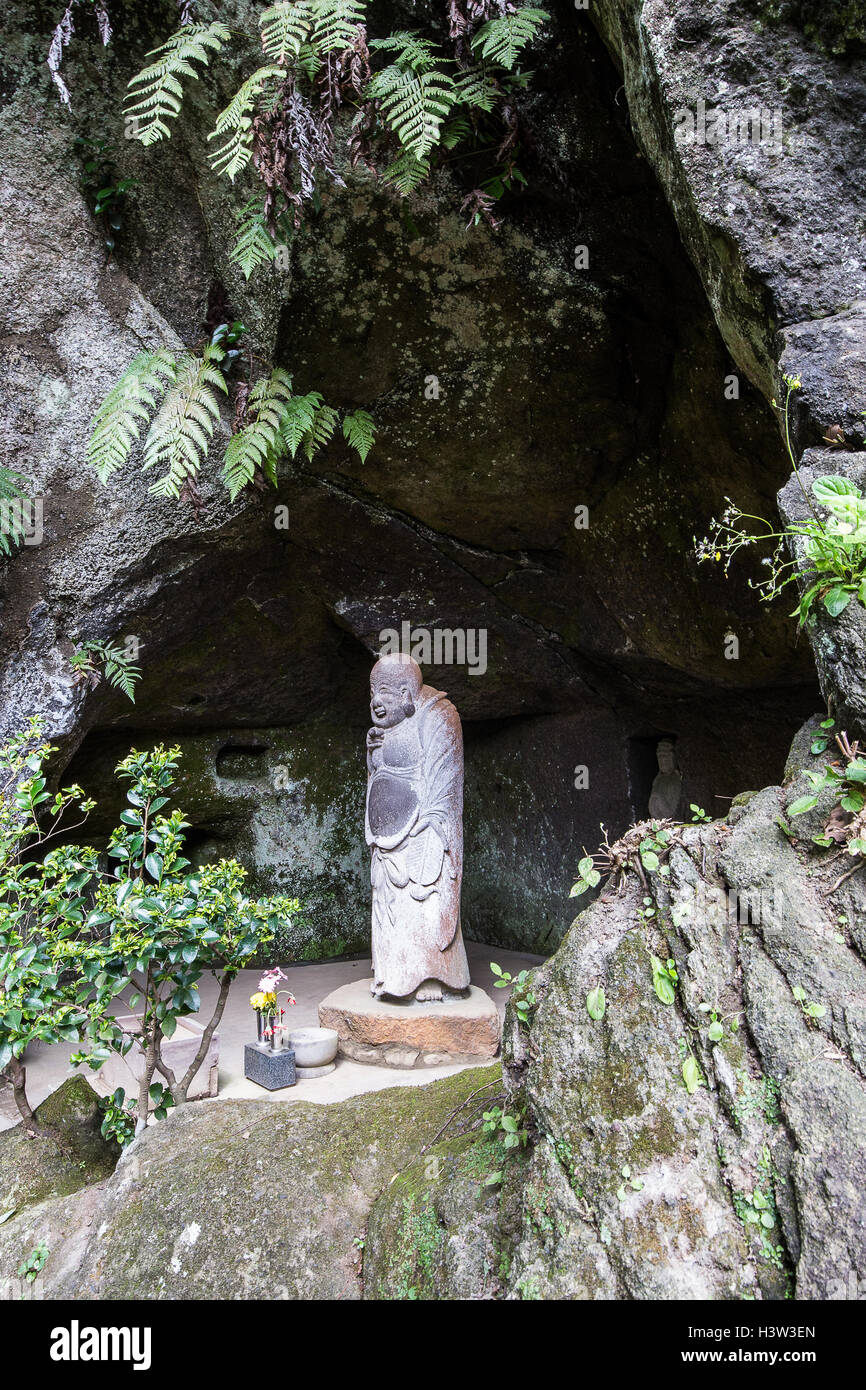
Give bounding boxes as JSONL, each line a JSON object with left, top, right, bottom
{"left": 21, "top": 1065, "right": 499, "bottom": 1300}
{"left": 364, "top": 721, "right": 866, "bottom": 1299}
{"left": 0, "top": 1076, "right": 119, "bottom": 1215}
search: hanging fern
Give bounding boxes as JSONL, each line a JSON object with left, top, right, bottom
{"left": 87, "top": 349, "right": 178, "bottom": 482}
{"left": 89, "top": 345, "right": 374, "bottom": 503}
{"left": 70, "top": 639, "right": 141, "bottom": 702}
{"left": 141, "top": 345, "right": 228, "bottom": 499}
{"left": 222, "top": 369, "right": 295, "bottom": 499}
{"left": 124, "top": 22, "right": 230, "bottom": 146}
{"left": 277, "top": 391, "right": 325, "bottom": 459}
{"left": 310, "top": 0, "right": 368, "bottom": 53}
{"left": 380, "top": 149, "right": 430, "bottom": 195}
{"left": 342, "top": 409, "right": 375, "bottom": 463}
{"left": 208, "top": 65, "right": 284, "bottom": 180}
{"left": 302, "top": 401, "right": 339, "bottom": 460}
{"left": 470, "top": 7, "right": 548, "bottom": 71}
{"left": 367, "top": 34, "right": 458, "bottom": 160}
{"left": 230, "top": 200, "right": 281, "bottom": 279}
{"left": 260, "top": 1, "right": 314, "bottom": 64}
{"left": 0, "top": 467, "right": 33, "bottom": 556}
{"left": 453, "top": 69, "right": 499, "bottom": 113}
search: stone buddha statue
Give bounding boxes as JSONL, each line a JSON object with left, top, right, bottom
{"left": 648, "top": 737, "right": 682, "bottom": 820}
{"left": 365, "top": 652, "right": 470, "bottom": 1003}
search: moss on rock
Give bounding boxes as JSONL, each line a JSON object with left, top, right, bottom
{"left": 0, "top": 1077, "right": 120, "bottom": 1214}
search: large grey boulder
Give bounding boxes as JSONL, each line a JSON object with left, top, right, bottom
{"left": 364, "top": 722, "right": 866, "bottom": 1299}
{"left": 0, "top": 1066, "right": 495, "bottom": 1300}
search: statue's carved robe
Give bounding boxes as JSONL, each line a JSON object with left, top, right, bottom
{"left": 365, "top": 685, "right": 470, "bottom": 999}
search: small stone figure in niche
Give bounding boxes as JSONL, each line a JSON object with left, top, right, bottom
{"left": 648, "top": 737, "right": 682, "bottom": 820}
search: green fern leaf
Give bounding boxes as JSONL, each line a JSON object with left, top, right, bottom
{"left": 296, "top": 41, "right": 323, "bottom": 82}
{"left": 470, "top": 8, "right": 548, "bottom": 71}
{"left": 142, "top": 345, "right": 227, "bottom": 498}
{"left": 370, "top": 31, "right": 440, "bottom": 72}
{"left": 87, "top": 350, "right": 178, "bottom": 483}
{"left": 367, "top": 41, "right": 457, "bottom": 160}
{"left": 302, "top": 402, "right": 338, "bottom": 461}
{"left": 102, "top": 646, "right": 141, "bottom": 702}
{"left": 260, "top": 2, "right": 314, "bottom": 64}
{"left": 208, "top": 66, "right": 284, "bottom": 180}
{"left": 278, "top": 392, "right": 323, "bottom": 458}
{"left": 223, "top": 369, "right": 295, "bottom": 499}
{"left": 124, "top": 22, "right": 231, "bottom": 146}
{"left": 379, "top": 150, "right": 430, "bottom": 194}
{"left": 453, "top": 70, "right": 499, "bottom": 113}
{"left": 342, "top": 409, "right": 375, "bottom": 462}
{"left": 311, "top": 0, "right": 367, "bottom": 54}
{"left": 230, "top": 200, "right": 280, "bottom": 279}
{"left": 0, "top": 467, "right": 32, "bottom": 557}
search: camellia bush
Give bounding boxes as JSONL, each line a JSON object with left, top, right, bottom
{"left": 0, "top": 722, "right": 299, "bottom": 1139}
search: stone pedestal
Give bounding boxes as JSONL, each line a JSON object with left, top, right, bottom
{"left": 244, "top": 1044, "right": 296, "bottom": 1090}
{"left": 318, "top": 981, "right": 500, "bottom": 1069}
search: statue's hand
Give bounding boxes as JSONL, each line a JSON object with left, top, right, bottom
{"left": 367, "top": 727, "right": 385, "bottom": 751}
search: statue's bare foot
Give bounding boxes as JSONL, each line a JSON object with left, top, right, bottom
{"left": 415, "top": 980, "right": 444, "bottom": 1003}
{"left": 371, "top": 980, "right": 386, "bottom": 998}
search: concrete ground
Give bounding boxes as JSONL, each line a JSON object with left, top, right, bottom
{"left": 0, "top": 941, "right": 543, "bottom": 1130}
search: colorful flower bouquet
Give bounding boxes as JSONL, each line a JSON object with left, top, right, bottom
{"left": 250, "top": 968, "right": 296, "bottom": 1051}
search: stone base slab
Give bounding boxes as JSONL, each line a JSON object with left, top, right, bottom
{"left": 318, "top": 981, "right": 500, "bottom": 1069}
{"left": 296, "top": 1061, "right": 336, "bottom": 1079}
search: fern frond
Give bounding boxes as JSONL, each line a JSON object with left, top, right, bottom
{"left": 208, "top": 65, "right": 284, "bottom": 180}
{"left": 342, "top": 409, "right": 375, "bottom": 462}
{"left": 367, "top": 47, "right": 457, "bottom": 160}
{"left": 380, "top": 149, "right": 430, "bottom": 194}
{"left": 222, "top": 369, "right": 295, "bottom": 499}
{"left": 311, "top": 0, "right": 367, "bottom": 54}
{"left": 296, "top": 41, "right": 323, "bottom": 82}
{"left": 470, "top": 8, "right": 548, "bottom": 71}
{"left": 0, "top": 468, "right": 31, "bottom": 557}
{"left": 87, "top": 350, "right": 178, "bottom": 483}
{"left": 260, "top": 2, "right": 313, "bottom": 64}
{"left": 124, "top": 22, "right": 231, "bottom": 146}
{"left": 454, "top": 69, "right": 499, "bottom": 113}
{"left": 440, "top": 115, "right": 471, "bottom": 150}
{"left": 101, "top": 645, "right": 141, "bottom": 702}
{"left": 302, "top": 402, "right": 338, "bottom": 461}
{"left": 230, "top": 199, "right": 280, "bottom": 279}
{"left": 370, "top": 31, "right": 440, "bottom": 72}
{"left": 277, "top": 392, "right": 323, "bottom": 457}
{"left": 142, "top": 345, "right": 227, "bottom": 499}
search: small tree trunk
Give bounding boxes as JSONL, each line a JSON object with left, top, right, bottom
{"left": 5, "top": 1056, "right": 36, "bottom": 1131}
{"left": 135, "top": 1038, "right": 158, "bottom": 1137}
{"left": 173, "top": 974, "right": 232, "bottom": 1105}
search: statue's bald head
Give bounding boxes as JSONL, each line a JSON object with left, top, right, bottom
{"left": 370, "top": 652, "right": 422, "bottom": 728}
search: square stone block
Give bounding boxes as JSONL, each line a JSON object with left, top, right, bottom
{"left": 244, "top": 1044, "right": 297, "bottom": 1090}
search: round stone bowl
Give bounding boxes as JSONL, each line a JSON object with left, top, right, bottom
{"left": 288, "top": 1027, "right": 339, "bottom": 1069}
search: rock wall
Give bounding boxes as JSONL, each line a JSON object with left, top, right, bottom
{"left": 363, "top": 718, "right": 866, "bottom": 1299}
{"left": 0, "top": 0, "right": 834, "bottom": 956}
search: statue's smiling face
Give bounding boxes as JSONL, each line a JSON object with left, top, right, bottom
{"left": 370, "top": 671, "right": 412, "bottom": 728}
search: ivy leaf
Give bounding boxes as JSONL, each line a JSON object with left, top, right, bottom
{"left": 787, "top": 794, "right": 819, "bottom": 816}
{"left": 682, "top": 1056, "right": 703, "bottom": 1094}
{"left": 823, "top": 587, "right": 851, "bottom": 617}
{"left": 586, "top": 985, "right": 606, "bottom": 1021}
